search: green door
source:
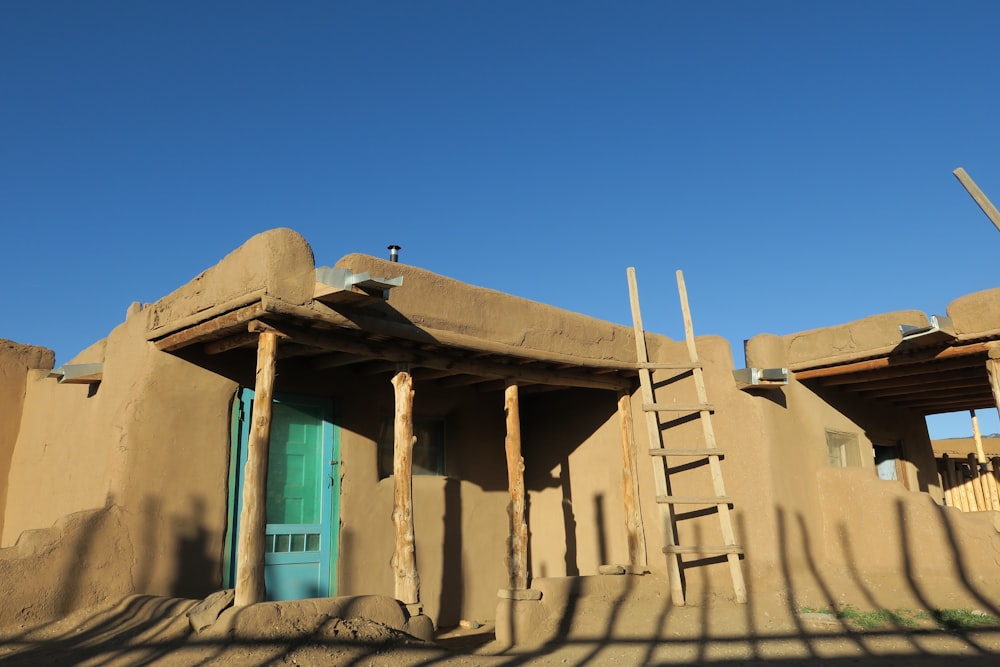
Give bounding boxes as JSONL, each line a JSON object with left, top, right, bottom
{"left": 225, "top": 390, "right": 340, "bottom": 600}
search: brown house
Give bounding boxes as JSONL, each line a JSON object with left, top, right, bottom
{"left": 2, "top": 228, "right": 999, "bottom": 643}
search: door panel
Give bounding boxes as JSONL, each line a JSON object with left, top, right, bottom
{"left": 226, "top": 391, "right": 339, "bottom": 600}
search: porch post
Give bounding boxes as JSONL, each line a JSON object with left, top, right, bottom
{"left": 988, "top": 352, "right": 1000, "bottom": 428}
{"left": 618, "top": 391, "right": 647, "bottom": 568}
{"left": 390, "top": 366, "right": 421, "bottom": 608}
{"left": 234, "top": 330, "right": 279, "bottom": 607}
{"left": 504, "top": 380, "right": 529, "bottom": 590}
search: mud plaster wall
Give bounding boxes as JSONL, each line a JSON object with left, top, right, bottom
{"left": 145, "top": 227, "right": 316, "bottom": 332}
{"left": 0, "top": 340, "right": 54, "bottom": 539}
{"left": 333, "top": 253, "right": 642, "bottom": 363}
{"left": 0, "top": 506, "right": 134, "bottom": 627}
{"left": 331, "top": 375, "right": 629, "bottom": 628}
{"left": 3, "top": 304, "right": 236, "bottom": 599}
{"left": 745, "top": 325, "right": 1000, "bottom": 607}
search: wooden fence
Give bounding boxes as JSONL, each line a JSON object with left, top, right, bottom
{"left": 938, "top": 453, "right": 1000, "bottom": 512}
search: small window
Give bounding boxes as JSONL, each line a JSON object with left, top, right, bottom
{"left": 826, "top": 430, "right": 862, "bottom": 468}
{"left": 378, "top": 419, "right": 445, "bottom": 479}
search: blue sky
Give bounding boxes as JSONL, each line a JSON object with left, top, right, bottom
{"left": 3, "top": 1, "right": 999, "bottom": 437}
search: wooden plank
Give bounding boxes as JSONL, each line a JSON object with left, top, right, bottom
{"left": 236, "top": 320, "right": 632, "bottom": 392}
{"left": 627, "top": 267, "right": 685, "bottom": 606}
{"left": 204, "top": 332, "right": 259, "bottom": 355}
{"left": 234, "top": 331, "right": 279, "bottom": 607}
{"left": 656, "top": 495, "right": 733, "bottom": 505}
{"left": 817, "top": 357, "right": 989, "bottom": 387}
{"left": 618, "top": 391, "right": 647, "bottom": 568}
{"left": 795, "top": 343, "right": 996, "bottom": 380}
{"left": 676, "top": 270, "right": 747, "bottom": 604}
{"left": 954, "top": 167, "right": 1000, "bottom": 233}
{"left": 663, "top": 544, "right": 744, "bottom": 555}
{"left": 638, "top": 361, "right": 702, "bottom": 370}
{"left": 153, "top": 302, "right": 267, "bottom": 351}
{"left": 650, "top": 448, "right": 724, "bottom": 457}
{"left": 390, "top": 368, "right": 421, "bottom": 605}
{"left": 643, "top": 402, "right": 714, "bottom": 413}
{"left": 504, "top": 381, "right": 529, "bottom": 590}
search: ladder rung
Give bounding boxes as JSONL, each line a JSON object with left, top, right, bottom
{"left": 643, "top": 402, "right": 714, "bottom": 413}
{"left": 637, "top": 361, "right": 702, "bottom": 370}
{"left": 656, "top": 495, "right": 732, "bottom": 505}
{"left": 649, "top": 448, "right": 724, "bottom": 457}
{"left": 663, "top": 544, "right": 744, "bottom": 555}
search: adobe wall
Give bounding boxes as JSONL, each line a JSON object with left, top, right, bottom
{"left": 0, "top": 506, "right": 133, "bottom": 627}
{"left": 333, "top": 253, "right": 641, "bottom": 364}
{"left": 0, "top": 340, "right": 54, "bottom": 539}
{"left": 4, "top": 301, "right": 237, "bottom": 599}
{"left": 145, "top": 227, "right": 316, "bottom": 334}
{"left": 744, "top": 320, "right": 1000, "bottom": 609}
{"left": 329, "top": 368, "right": 630, "bottom": 628}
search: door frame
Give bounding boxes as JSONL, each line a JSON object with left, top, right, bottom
{"left": 222, "top": 388, "right": 341, "bottom": 597}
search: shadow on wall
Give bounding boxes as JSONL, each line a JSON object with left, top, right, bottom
{"left": 6, "top": 490, "right": 1000, "bottom": 664}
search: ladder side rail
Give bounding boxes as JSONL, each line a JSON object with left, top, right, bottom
{"left": 627, "top": 267, "right": 686, "bottom": 606}
{"left": 675, "top": 270, "right": 748, "bottom": 603}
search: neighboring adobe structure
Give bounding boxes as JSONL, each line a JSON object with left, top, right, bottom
{"left": 1, "top": 228, "right": 999, "bottom": 643}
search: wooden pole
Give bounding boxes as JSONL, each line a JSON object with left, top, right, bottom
{"left": 390, "top": 367, "right": 420, "bottom": 606}
{"left": 969, "top": 453, "right": 988, "bottom": 512}
{"left": 970, "top": 409, "right": 1000, "bottom": 511}
{"left": 940, "top": 455, "right": 954, "bottom": 508}
{"left": 234, "top": 330, "right": 279, "bottom": 607}
{"left": 971, "top": 410, "right": 988, "bottom": 464}
{"left": 953, "top": 167, "right": 1000, "bottom": 234}
{"left": 618, "top": 391, "right": 647, "bottom": 568}
{"left": 504, "top": 380, "right": 529, "bottom": 590}
{"left": 948, "top": 458, "right": 967, "bottom": 512}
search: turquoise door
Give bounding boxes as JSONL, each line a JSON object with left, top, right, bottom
{"left": 225, "top": 390, "right": 340, "bottom": 600}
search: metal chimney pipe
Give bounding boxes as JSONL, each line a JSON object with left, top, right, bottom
{"left": 387, "top": 244, "right": 401, "bottom": 262}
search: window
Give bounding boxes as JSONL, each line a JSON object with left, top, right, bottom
{"left": 378, "top": 418, "right": 446, "bottom": 478}
{"left": 826, "top": 430, "right": 862, "bottom": 468}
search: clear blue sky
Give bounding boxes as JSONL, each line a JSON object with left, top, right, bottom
{"left": 3, "top": 2, "right": 999, "bottom": 437}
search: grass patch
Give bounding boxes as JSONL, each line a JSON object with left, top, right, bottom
{"left": 800, "top": 606, "right": 1000, "bottom": 631}
{"left": 930, "top": 609, "right": 1000, "bottom": 631}
{"left": 840, "top": 607, "right": 917, "bottom": 629}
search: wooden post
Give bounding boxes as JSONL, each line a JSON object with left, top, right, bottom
{"left": 234, "top": 330, "right": 279, "bottom": 607}
{"left": 971, "top": 410, "right": 988, "bottom": 464}
{"left": 987, "top": 355, "right": 1000, "bottom": 427}
{"left": 953, "top": 167, "right": 1000, "bottom": 234}
{"left": 969, "top": 453, "right": 988, "bottom": 512}
{"left": 504, "top": 380, "right": 529, "bottom": 590}
{"left": 618, "top": 391, "right": 647, "bottom": 568}
{"left": 972, "top": 410, "right": 1000, "bottom": 510}
{"left": 390, "top": 367, "right": 420, "bottom": 606}
{"left": 947, "top": 458, "right": 966, "bottom": 512}
{"left": 940, "top": 455, "right": 954, "bottom": 508}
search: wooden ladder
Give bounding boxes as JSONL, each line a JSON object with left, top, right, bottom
{"left": 627, "top": 267, "right": 747, "bottom": 606}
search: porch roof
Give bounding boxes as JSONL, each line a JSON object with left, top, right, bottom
{"left": 746, "top": 286, "right": 1000, "bottom": 416}
{"left": 143, "top": 230, "right": 642, "bottom": 393}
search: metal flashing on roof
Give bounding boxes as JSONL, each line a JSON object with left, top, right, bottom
{"left": 899, "top": 315, "right": 956, "bottom": 344}
{"left": 733, "top": 367, "right": 788, "bottom": 391}
{"left": 314, "top": 267, "right": 404, "bottom": 304}
{"left": 48, "top": 363, "right": 104, "bottom": 384}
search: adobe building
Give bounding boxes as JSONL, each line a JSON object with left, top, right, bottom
{"left": 2, "top": 228, "right": 999, "bottom": 642}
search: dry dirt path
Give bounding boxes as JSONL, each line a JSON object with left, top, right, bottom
{"left": 2, "top": 590, "right": 1000, "bottom": 666}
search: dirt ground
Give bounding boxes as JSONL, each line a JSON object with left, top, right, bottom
{"left": 2, "top": 584, "right": 1000, "bottom": 666}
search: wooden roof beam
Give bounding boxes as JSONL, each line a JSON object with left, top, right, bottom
{"left": 797, "top": 346, "right": 994, "bottom": 382}
{"left": 252, "top": 321, "right": 632, "bottom": 392}
{"left": 842, "top": 367, "right": 985, "bottom": 392}
{"left": 859, "top": 377, "right": 989, "bottom": 399}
